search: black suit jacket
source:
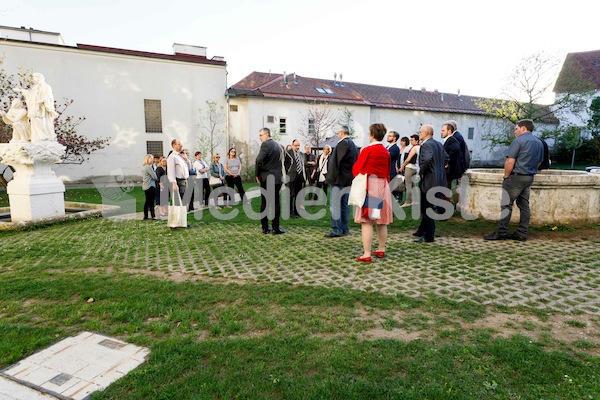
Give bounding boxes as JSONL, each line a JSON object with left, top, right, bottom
{"left": 444, "top": 135, "right": 465, "bottom": 180}
{"left": 284, "top": 149, "right": 305, "bottom": 182}
{"left": 255, "top": 138, "right": 284, "bottom": 185}
{"left": 453, "top": 131, "right": 469, "bottom": 169}
{"left": 325, "top": 137, "right": 358, "bottom": 187}
{"left": 419, "top": 138, "right": 448, "bottom": 193}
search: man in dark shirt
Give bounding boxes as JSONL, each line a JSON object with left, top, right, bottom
{"left": 484, "top": 119, "right": 543, "bottom": 241}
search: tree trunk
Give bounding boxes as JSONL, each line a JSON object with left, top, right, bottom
{"left": 571, "top": 148, "right": 576, "bottom": 169}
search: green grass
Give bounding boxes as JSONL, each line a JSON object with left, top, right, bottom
{"left": 0, "top": 185, "right": 599, "bottom": 399}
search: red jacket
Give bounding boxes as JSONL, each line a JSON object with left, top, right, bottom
{"left": 352, "top": 143, "right": 391, "bottom": 181}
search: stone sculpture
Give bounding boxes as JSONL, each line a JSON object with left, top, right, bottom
{"left": 0, "top": 99, "right": 32, "bottom": 142}
{"left": 13, "top": 72, "right": 58, "bottom": 142}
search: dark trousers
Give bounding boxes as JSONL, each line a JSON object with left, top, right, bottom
{"left": 143, "top": 186, "right": 156, "bottom": 219}
{"left": 316, "top": 181, "right": 328, "bottom": 198}
{"left": 497, "top": 175, "right": 534, "bottom": 237}
{"left": 199, "top": 178, "right": 211, "bottom": 206}
{"left": 225, "top": 175, "right": 246, "bottom": 204}
{"left": 289, "top": 176, "right": 304, "bottom": 216}
{"left": 416, "top": 188, "right": 436, "bottom": 241}
{"left": 260, "top": 181, "right": 282, "bottom": 230}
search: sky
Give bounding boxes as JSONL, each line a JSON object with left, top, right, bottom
{"left": 1, "top": 0, "right": 598, "bottom": 101}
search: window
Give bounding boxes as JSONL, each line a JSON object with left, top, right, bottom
{"left": 279, "top": 117, "right": 287, "bottom": 134}
{"left": 308, "top": 118, "right": 315, "bottom": 135}
{"left": 468, "top": 127, "right": 474, "bottom": 140}
{"left": 315, "top": 87, "right": 334, "bottom": 94}
{"left": 267, "top": 115, "right": 275, "bottom": 123}
{"left": 144, "top": 99, "right": 162, "bottom": 133}
{"left": 229, "top": 104, "right": 238, "bottom": 112}
{"left": 146, "top": 141, "right": 164, "bottom": 156}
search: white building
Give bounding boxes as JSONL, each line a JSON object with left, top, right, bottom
{"left": 553, "top": 49, "right": 600, "bottom": 137}
{"left": 227, "top": 72, "right": 554, "bottom": 168}
{"left": 0, "top": 25, "right": 227, "bottom": 182}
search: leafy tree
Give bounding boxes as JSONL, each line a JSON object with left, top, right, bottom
{"left": 298, "top": 101, "right": 338, "bottom": 147}
{"left": 587, "top": 96, "right": 600, "bottom": 138}
{"left": 337, "top": 107, "right": 356, "bottom": 139}
{"left": 0, "top": 64, "right": 110, "bottom": 165}
{"left": 475, "top": 51, "right": 595, "bottom": 149}
{"left": 557, "top": 125, "right": 584, "bottom": 168}
{"left": 196, "top": 100, "right": 226, "bottom": 158}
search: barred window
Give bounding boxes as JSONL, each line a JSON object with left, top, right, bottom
{"left": 146, "top": 141, "right": 164, "bottom": 157}
{"left": 468, "top": 127, "right": 474, "bottom": 140}
{"left": 144, "top": 99, "right": 163, "bottom": 133}
{"left": 230, "top": 104, "right": 238, "bottom": 112}
{"left": 308, "top": 118, "right": 315, "bottom": 135}
{"left": 279, "top": 117, "right": 287, "bottom": 134}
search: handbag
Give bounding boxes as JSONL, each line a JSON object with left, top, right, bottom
{"left": 348, "top": 173, "right": 367, "bottom": 206}
{"left": 168, "top": 191, "right": 188, "bottom": 228}
{"left": 362, "top": 195, "right": 384, "bottom": 220}
{"left": 188, "top": 168, "right": 197, "bottom": 175}
{"left": 209, "top": 176, "right": 221, "bottom": 186}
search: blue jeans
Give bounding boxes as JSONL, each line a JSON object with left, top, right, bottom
{"left": 330, "top": 185, "right": 350, "bottom": 235}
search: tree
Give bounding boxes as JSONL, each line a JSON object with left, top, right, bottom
{"left": 475, "top": 51, "right": 595, "bottom": 149}
{"left": 557, "top": 125, "right": 585, "bottom": 168}
{"left": 196, "top": 100, "right": 226, "bottom": 157}
{"left": 337, "top": 107, "right": 356, "bottom": 139}
{"left": 298, "top": 101, "right": 338, "bottom": 147}
{"left": 587, "top": 96, "right": 600, "bottom": 138}
{"left": 0, "top": 65, "right": 110, "bottom": 166}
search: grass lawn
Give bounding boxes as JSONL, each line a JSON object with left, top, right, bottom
{"left": 0, "top": 185, "right": 599, "bottom": 399}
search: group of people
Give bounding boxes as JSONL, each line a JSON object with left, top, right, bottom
{"left": 256, "top": 118, "right": 543, "bottom": 262}
{"left": 140, "top": 140, "right": 248, "bottom": 221}
{"left": 150, "top": 117, "right": 543, "bottom": 260}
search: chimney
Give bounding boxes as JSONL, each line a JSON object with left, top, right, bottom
{"left": 283, "top": 71, "right": 287, "bottom": 85}
{"left": 421, "top": 87, "right": 426, "bottom": 92}
{"left": 333, "top": 72, "right": 338, "bottom": 86}
{"left": 172, "top": 43, "right": 207, "bottom": 57}
{"left": 441, "top": 93, "right": 444, "bottom": 102}
{"left": 293, "top": 72, "right": 298, "bottom": 84}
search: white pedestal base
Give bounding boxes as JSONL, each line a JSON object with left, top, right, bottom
{"left": 0, "top": 141, "right": 66, "bottom": 222}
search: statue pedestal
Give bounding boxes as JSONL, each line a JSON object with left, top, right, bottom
{"left": 0, "top": 142, "right": 66, "bottom": 222}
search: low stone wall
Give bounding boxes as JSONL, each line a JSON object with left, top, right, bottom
{"left": 461, "top": 169, "right": 600, "bottom": 226}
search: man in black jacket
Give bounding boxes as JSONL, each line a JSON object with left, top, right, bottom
{"left": 324, "top": 126, "right": 358, "bottom": 237}
{"left": 414, "top": 124, "right": 448, "bottom": 243}
{"left": 255, "top": 127, "right": 285, "bottom": 234}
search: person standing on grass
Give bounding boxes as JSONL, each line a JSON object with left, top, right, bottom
{"left": 484, "top": 119, "right": 543, "bottom": 242}
{"left": 255, "top": 127, "right": 285, "bottom": 234}
{"left": 141, "top": 154, "right": 158, "bottom": 220}
{"left": 193, "top": 151, "right": 211, "bottom": 209}
{"left": 353, "top": 123, "right": 393, "bottom": 262}
{"left": 324, "top": 125, "right": 358, "bottom": 238}
{"left": 413, "top": 124, "right": 448, "bottom": 243}
{"left": 224, "top": 148, "right": 247, "bottom": 205}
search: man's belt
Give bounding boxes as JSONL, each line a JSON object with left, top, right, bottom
{"left": 511, "top": 172, "right": 534, "bottom": 176}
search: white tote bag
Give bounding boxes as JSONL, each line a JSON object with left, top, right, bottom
{"left": 348, "top": 173, "right": 367, "bottom": 207}
{"left": 168, "top": 191, "right": 188, "bottom": 228}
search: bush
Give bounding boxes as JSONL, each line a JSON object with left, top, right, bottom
{"left": 551, "top": 137, "right": 600, "bottom": 164}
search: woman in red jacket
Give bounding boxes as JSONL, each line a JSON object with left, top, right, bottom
{"left": 352, "top": 123, "right": 393, "bottom": 262}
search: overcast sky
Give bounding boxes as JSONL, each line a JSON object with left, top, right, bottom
{"left": 1, "top": 0, "right": 598, "bottom": 101}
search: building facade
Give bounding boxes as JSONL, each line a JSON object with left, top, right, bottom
{"left": 0, "top": 25, "right": 227, "bottom": 182}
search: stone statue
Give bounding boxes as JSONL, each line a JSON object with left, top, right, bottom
{"left": 14, "top": 72, "right": 58, "bottom": 142}
{"left": 0, "top": 98, "right": 32, "bottom": 142}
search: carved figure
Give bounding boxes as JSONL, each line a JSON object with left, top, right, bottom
{"left": 0, "top": 99, "right": 31, "bottom": 142}
{"left": 14, "top": 73, "right": 58, "bottom": 142}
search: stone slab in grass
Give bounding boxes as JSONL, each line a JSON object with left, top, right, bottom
{"left": 0, "top": 331, "right": 149, "bottom": 400}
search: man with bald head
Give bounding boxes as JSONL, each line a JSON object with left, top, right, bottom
{"left": 413, "top": 124, "right": 448, "bottom": 243}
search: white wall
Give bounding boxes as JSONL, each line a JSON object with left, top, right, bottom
{"left": 0, "top": 40, "right": 227, "bottom": 181}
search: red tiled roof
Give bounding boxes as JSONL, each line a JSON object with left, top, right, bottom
{"left": 554, "top": 50, "right": 600, "bottom": 92}
{"left": 229, "top": 72, "right": 485, "bottom": 115}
